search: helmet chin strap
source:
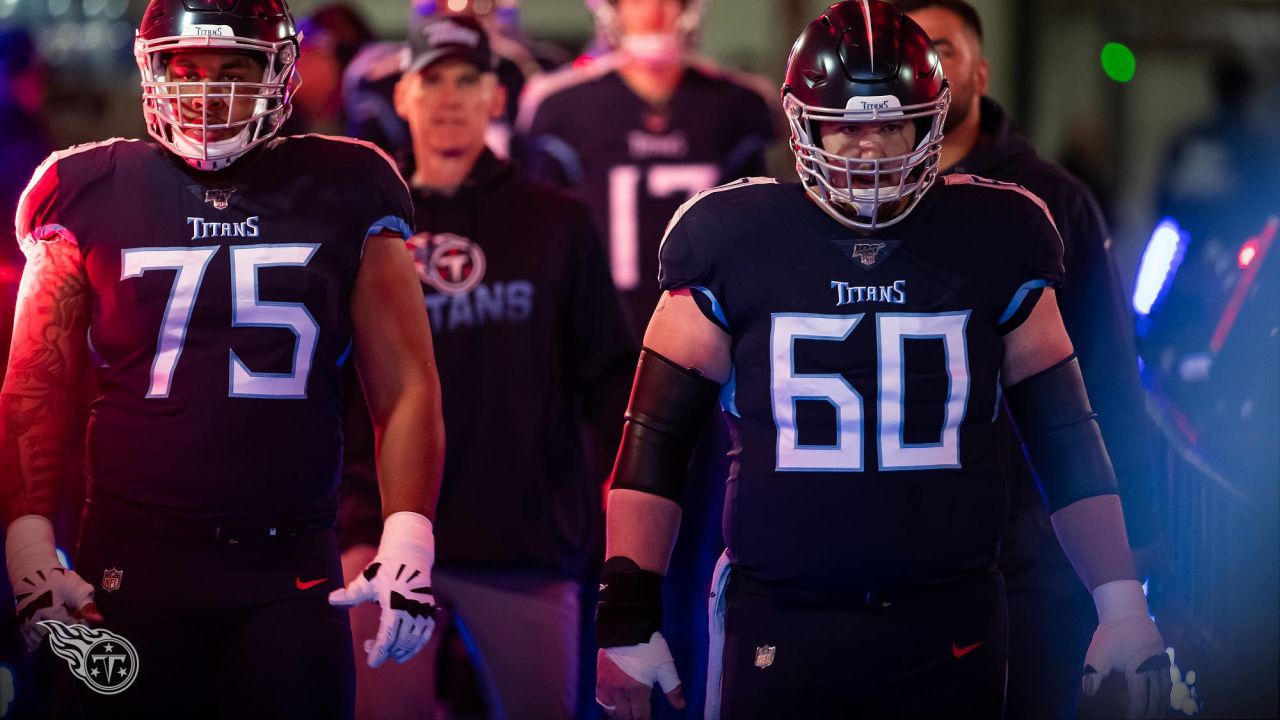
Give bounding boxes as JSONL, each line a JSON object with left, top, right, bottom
{"left": 834, "top": 182, "right": 919, "bottom": 219}
{"left": 170, "top": 124, "right": 255, "bottom": 172}
{"left": 620, "top": 33, "right": 682, "bottom": 66}
{"left": 834, "top": 180, "right": 921, "bottom": 225}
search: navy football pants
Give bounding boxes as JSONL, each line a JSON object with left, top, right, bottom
{"left": 52, "top": 508, "right": 354, "bottom": 719}
{"left": 1004, "top": 555, "right": 1096, "bottom": 719}
{"left": 717, "top": 570, "right": 1007, "bottom": 719}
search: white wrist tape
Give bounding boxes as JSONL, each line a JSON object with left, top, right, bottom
{"left": 604, "top": 631, "right": 682, "bottom": 694}
{"left": 5, "top": 515, "right": 61, "bottom": 581}
{"left": 378, "top": 511, "right": 434, "bottom": 566}
{"left": 1092, "top": 579, "right": 1149, "bottom": 622}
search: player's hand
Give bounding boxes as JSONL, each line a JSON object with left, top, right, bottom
{"left": 6, "top": 515, "right": 104, "bottom": 651}
{"left": 596, "top": 632, "right": 685, "bottom": 720}
{"left": 1083, "top": 581, "right": 1171, "bottom": 719}
{"left": 329, "top": 511, "right": 437, "bottom": 668}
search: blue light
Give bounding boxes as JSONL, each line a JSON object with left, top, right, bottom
{"left": 1143, "top": 577, "right": 1156, "bottom": 622}
{"left": 56, "top": 547, "right": 71, "bottom": 570}
{"left": 1133, "top": 218, "right": 1187, "bottom": 317}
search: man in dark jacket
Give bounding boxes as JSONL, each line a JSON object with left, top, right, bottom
{"left": 338, "top": 14, "right": 638, "bottom": 720}
{"left": 898, "top": 2, "right": 1161, "bottom": 717}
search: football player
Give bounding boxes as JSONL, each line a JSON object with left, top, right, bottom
{"left": 593, "top": 2, "right": 1171, "bottom": 719}
{"left": 516, "top": 0, "right": 777, "bottom": 334}
{"left": 896, "top": 1, "right": 1162, "bottom": 717}
{"left": 1, "top": 0, "right": 443, "bottom": 716}
{"left": 518, "top": 6, "right": 777, "bottom": 714}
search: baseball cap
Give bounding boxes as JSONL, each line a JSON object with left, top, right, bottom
{"left": 403, "top": 13, "right": 493, "bottom": 74}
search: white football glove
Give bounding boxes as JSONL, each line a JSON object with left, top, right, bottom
{"left": 1083, "top": 579, "right": 1172, "bottom": 719}
{"left": 6, "top": 515, "right": 101, "bottom": 651}
{"left": 329, "top": 511, "right": 437, "bottom": 668}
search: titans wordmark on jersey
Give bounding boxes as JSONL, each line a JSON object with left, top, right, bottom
{"left": 518, "top": 56, "right": 776, "bottom": 330}
{"left": 15, "top": 135, "right": 414, "bottom": 515}
{"left": 658, "top": 175, "right": 1064, "bottom": 593}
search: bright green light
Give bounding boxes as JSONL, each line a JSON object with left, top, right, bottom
{"left": 1101, "top": 42, "right": 1136, "bottom": 83}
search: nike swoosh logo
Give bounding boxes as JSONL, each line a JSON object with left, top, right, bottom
{"left": 295, "top": 577, "right": 327, "bottom": 590}
{"left": 952, "top": 641, "right": 983, "bottom": 658}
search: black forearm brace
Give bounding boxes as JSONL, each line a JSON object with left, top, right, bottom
{"left": 1006, "top": 355, "right": 1119, "bottom": 512}
{"left": 596, "top": 556, "right": 665, "bottom": 647}
{"left": 608, "top": 348, "right": 721, "bottom": 502}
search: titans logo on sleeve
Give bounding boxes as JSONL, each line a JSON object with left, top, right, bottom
{"left": 15, "top": 135, "right": 414, "bottom": 515}
{"left": 657, "top": 175, "right": 1064, "bottom": 594}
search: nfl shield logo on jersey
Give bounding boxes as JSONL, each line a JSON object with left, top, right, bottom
{"left": 754, "top": 645, "right": 777, "bottom": 669}
{"left": 833, "top": 239, "right": 901, "bottom": 270}
{"left": 101, "top": 568, "right": 123, "bottom": 592}
{"left": 203, "top": 187, "right": 239, "bottom": 210}
{"left": 852, "top": 242, "right": 887, "bottom": 267}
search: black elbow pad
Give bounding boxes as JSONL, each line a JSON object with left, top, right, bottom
{"left": 1006, "top": 355, "right": 1119, "bottom": 511}
{"left": 609, "top": 348, "right": 722, "bottom": 501}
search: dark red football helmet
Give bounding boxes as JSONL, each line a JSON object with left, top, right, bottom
{"left": 134, "top": 0, "right": 301, "bottom": 170}
{"left": 782, "top": 0, "right": 949, "bottom": 230}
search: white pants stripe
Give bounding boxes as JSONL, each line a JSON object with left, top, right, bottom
{"left": 705, "top": 550, "right": 733, "bottom": 720}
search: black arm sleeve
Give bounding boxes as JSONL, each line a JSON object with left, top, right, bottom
{"left": 609, "top": 349, "right": 721, "bottom": 502}
{"left": 1006, "top": 355, "right": 1120, "bottom": 512}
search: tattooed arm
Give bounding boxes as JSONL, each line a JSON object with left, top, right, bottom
{"left": 2, "top": 231, "right": 91, "bottom": 522}
{"left": 2, "top": 230, "right": 102, "bottom": 648}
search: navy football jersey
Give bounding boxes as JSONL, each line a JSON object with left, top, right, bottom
{"left": 658, "top": 175, "right": 1064, "bottom": 593}
{"left": 15, "top": 135, "right": 413, "bottom": 515}
{"left": 518, "top": 56, "right": 776, "bottom": 331}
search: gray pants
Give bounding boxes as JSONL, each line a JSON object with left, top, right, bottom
{"left": 343, "top": 547, "right": 580, "bottom": 720}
